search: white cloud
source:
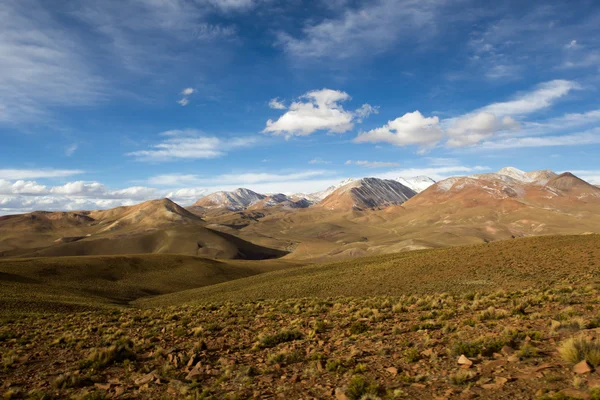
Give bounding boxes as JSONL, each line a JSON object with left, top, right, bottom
{"left": 277, "top": 0, "right": 440, "bottom": 60}
{"left": 178, "top": 87, "right": 196, "bottom": 106}
{"left": 268, "top": 98, "right": 286, "bottom": 110}
{"left": 352, "top": 80, "right": 583, "bottom": 150}
{"left": 447, "top": 113, "right": 519, "bottom": 147}
{"left": 264, "top": 89, "right": 355, "bottom": 137}
{"left": 345, "top": 160, "right": 400, "bottom": 168}
{"left": 476, "top": 80, "right": 579, "bottom": 117}
{"left": 566, "top": 40, "right": 579, "bottom": 49}
{"left": 354, "top": 111, "right": 444, "bottom": 148}
{"left": 309, "top": 158, "right": 331, "bottom": 165}
{"left": 473, "top": 130, "right": 600, "bottom": 151}
{"left": 0, "top": 0, "right": 105, "bottom": 122}
{"left": 181, "top": 88, "right": 196, "bottom": 96}
{"left": 65, "top": 144, "right": 78, "bottom": 156}
{"left": 0, "top": 180, "right": 47, "bottom": 195}
{"left": 127, "top": 129, "right": 257, "bottom": 161}
{"left": 0, "top": 168, "right": 84, "bottom": 180}
{"left": 50, "top": 181, "right": 106, "bottom": 196}
{"left": 354, "top": 104, "right": 379, "bottom": 122}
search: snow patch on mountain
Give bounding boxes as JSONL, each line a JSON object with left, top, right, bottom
{"left": 395, "top": 176, "right": 436, "bottom": 193}
{"left": 310, "top": 178, "right": 355, "bottom": 201}
{"left": 194, "top": 188, "right": 265, "bottom": 211}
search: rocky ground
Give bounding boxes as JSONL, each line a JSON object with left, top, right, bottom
{"left": 4, "top": 284, "right": 600, "bottom": 399}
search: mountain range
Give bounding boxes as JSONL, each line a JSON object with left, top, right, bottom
{"left": 1, "top": 167, "right": 598, "bottom": 261}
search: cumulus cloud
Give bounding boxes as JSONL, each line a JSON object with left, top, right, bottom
{"left": 356, "top": 80, "right": 581, "bottom": 150}
{"left": 181, "top": 88, "right": 196, "bottom": 96}
{"left": 345, "top": 160, "right": 400, "bottom": 168}
{"left": 264, "top": 89, "right": 376, "bottom": 137}
{"left": 446, "top": 113, "right": 519, "bottom": 147}
{"left": 268, "top": 98, "right": 286, "bottom": 110}
{"left": 127, "top": 129, "right": 257, "bottom": 161}
{"left": 354, "top": 111, "right": 444, "bottom": 148}
{"left": 178, "top": 87, "right": 196, "bottom": 106}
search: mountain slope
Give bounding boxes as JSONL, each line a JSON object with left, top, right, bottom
{"left": 192, "top": 188, "right": 265, "bottom": 211}
{"left": 318, "top": 178, "right": 416, "bottom": 210}
{"left": 0, "top": 198, "right": 287, "bottom": 260}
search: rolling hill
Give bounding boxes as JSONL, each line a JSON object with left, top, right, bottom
{"left": 0, "top": 254, "right": 297, "bottom": 313}
{"left": 136, "top": 233, "right": 600, "bottom": 306}
{"left": 0, "top": 198, "right": 286, "bottom": 260}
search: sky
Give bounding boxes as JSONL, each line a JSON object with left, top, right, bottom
{"left": 1, "top": 0, "right": 600, "bottom": 214}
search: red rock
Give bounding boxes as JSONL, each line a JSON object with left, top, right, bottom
{"left": 573, "top": 360, "right": 592, "bottom": 374}
{"left": 186, "top": 367, "right": 202, "bottom": 381}
{"left": 135, "top": 371, "right": 157, "bottom": 386}
{"left": 94, "top": 383, "right": 111, "bottom": 390}
{"left": 458, "top": 355, "right": 473, "bottom": 367}
{"left": 335, "top": 388, "right": 348, "bottom": 400}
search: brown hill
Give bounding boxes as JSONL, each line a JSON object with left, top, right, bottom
{"left": 0, "top": 198, "right": 285, "bottom": 260}
{"left": 199, "top": 169, "right": 600, "bottom": 261}
{"left": 545, "top": 172, "right": 600, "bottom": 196}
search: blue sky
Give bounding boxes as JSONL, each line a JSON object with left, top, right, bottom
{"left": 1, "top": 0, "right": 599, "bottom": 213}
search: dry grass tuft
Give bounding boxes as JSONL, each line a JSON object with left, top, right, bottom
{"left": 558, "top": 335, "right": 600, "bottom": 366}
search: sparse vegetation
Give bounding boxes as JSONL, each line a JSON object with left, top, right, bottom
{"left": 1, "top": 235, "right": 600, "bottom": 398}
{"left": 559, "top": 335, "right": 600, "bottom": 366}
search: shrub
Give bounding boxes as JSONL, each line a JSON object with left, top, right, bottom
{"left": 83, "top": 338, "right": 135, "bottom": 369}
{"left": 258, "top": 329, "right": 303, "bottom": 348}
{"left": 559, "top": 336, "right": 600, "bottom": 367}
{"left": 349, "top": 321, "right": 370, "bottom": 335}
{"left": 450, "top": 339, "right": 482, "bottom": 358}
{"left": 346, "top": 375, "right": 379, "bottom": 400}
{"left": 449, "top": 369, "right": 475, "bottom": 385}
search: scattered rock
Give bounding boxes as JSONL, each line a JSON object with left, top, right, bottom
{"left": 135, "top": 371, "right": 157, "bottom": 386}
{"left": 386, "top": 366, "right": 398, "bottom": 376}
{"left": 335, "top": 388, "right": 348, "bottom": 400}
{"left": 186, "top": 366, "right": 202, "bottom": 381}
{"left": 573, "top": 360, "right": 592, "bottom": 374}
{"left": 94, "top": 383, "right": 111, "bottom": 390}
{"left": 458, "top": 355, "right": 473, "bottom": 367}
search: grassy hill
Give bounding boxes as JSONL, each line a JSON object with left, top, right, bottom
{"left": 0, "top": 254, "right": 297, "bottom": 314}
{"left": 136, "top": 234, "right": 600, "bottom": 307}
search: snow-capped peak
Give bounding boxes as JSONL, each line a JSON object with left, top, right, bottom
{"left": 310, "top": 178, "right": 356, "bottom": 200}
{"left": 395, "top": 176, "right": 436, "bottom": 193}
{"left": 497, "top": 167, "right": 531, "bottom": 182}
{"left": 194, "top": 188, "right": 265, "bottom": 210}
